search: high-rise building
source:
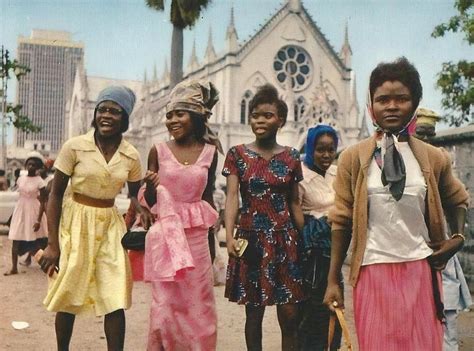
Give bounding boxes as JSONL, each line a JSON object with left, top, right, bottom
{"left": 15, "top": 30, "right": 83, "bottom": 154}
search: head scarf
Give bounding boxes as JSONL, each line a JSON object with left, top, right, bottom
{"left": 96, "top": 85, "right": 136, "bottom": 117}
{"left": 166, "top": 80, "right": 223, "bottom": 154}
{"left": 25, "top": 151, "right": 45, "bottom": 167}
{"left": 304, "top": 124, "right": 338, "bottom": 168}
{"left": 367, "top": 89, "right": 419, "bottom": 201}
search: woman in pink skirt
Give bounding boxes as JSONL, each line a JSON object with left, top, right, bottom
{"left": 143, "top": 80, "right": 221, "bottom": 350}
{"left": 323, "top": 57, "right": 469, "bottom": 350}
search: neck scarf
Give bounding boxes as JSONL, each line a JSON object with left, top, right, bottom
{"left": 367, "top": 90, "right": 418, "bottom": 201}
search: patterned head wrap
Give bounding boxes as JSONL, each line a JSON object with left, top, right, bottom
{"left": 304, "top": 125, "right": 338, "bottom": 167}
{"left": 166, "top": 80, "right": 223, "bottom": 154}
{"left": 367, "top": 89, "right": 419, "bottom": 201}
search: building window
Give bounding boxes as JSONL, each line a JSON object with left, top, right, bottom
{"left": 294, "top": 96, "right": 306, "bottom": 122}
{"left": 273, "top": 45, "right": 312, "bottom": 92}
{"left": 240, "top": 90, "right": 253, "bottom": 124}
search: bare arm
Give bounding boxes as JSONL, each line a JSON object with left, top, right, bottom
{"left": 288, "top": 181, "right": 304, "bottom": 232}
{"left": 225, "top": 174, "right": 240, "bottom": 257}
{"left": 128, "top": 180, "right": 154, "bottom": 230}
{"left": 323, "top": 229, "right": 352, "bottom": 310}
{"left": 33, "top": 187, "right": 48, "bottom": 232}
{"left": 202, "top": 150, "right": 218, "bottom": 209}
{"left": 40, "top": 170, "right": 70, "bottom": 275}
{"left": 144, "top": 146, "right": 159, "bottom": 207}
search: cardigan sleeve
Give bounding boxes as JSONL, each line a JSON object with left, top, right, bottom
{"left": 328, "top": 148, "right": 354, "bottom": 231}
{"left": 438, "top": 148, "right": 469, "bottom": 210}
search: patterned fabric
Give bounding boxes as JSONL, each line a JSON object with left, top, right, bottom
{"left": 147, "top": 142, "right": 218, "bottom": 351}
{"left": 8, "top": 175, "right": 47, "bottom": 241}
{"left": 222, "top": 144, "right": 305, "bottom": 306}
{"left": 43, "top": 130, "right": 142, "bottom": 316}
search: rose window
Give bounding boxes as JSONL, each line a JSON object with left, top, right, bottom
{"left": 273, "top": 46, "right": 312, "bottom": 91}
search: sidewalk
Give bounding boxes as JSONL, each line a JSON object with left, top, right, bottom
{"left": 1, "top": 231, "right": 473, "bottom": 349}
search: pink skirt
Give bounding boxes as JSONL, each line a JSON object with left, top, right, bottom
{"left": 353, "top": 259, "right": 443, "bottom": 351}
{"left": 147, "top": 227, "right": 217, "bottom": 351}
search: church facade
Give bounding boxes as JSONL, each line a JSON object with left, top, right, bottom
{"left": 68, "top": 0, "right": 368, "bottom": 170}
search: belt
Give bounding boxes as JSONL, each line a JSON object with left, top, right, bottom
{"left": 73, "top": 193, "right": 115, "bottom": 208}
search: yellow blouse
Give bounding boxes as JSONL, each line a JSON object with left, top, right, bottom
{"left": 54, "top": 130, "right": 142, "bottom": 199}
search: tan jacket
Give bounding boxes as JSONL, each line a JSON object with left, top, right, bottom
{"left": 329, "top": 136, "right": 469, "bottom": 287}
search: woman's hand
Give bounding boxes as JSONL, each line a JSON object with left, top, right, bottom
{"left": 428, "top": 237, "right": 464, "bottom": 270}
{"left": 137, "top": 206, "right": 154, "bottom": 230}
{"left": 323, "top": 282, "right": 344, "bottom": 312}
{"left": 39, "top": 244, "right": 60, "bottom": 277}
{"left": 226, "top": 238, "right": 240, "bottom": 258}
{"left": 33, "top": 222, "right": 41, "bottom": 232}
{"left": 144, "top": 170, "right": 160, "bottom": 188}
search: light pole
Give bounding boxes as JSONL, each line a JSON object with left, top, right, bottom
{"left": 0, "top": 45, "right": 9, "bottom": 170}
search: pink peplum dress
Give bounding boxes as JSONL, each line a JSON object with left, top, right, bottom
{"left": 145, "top": 142, "right": 218, "bottom": 351}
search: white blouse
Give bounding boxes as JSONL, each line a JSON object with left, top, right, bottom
{"left": 298, "top": 164, "right": 336, "bottom": 219}
{"left": 362, "top": 142, "right": 433, "bottom": 266}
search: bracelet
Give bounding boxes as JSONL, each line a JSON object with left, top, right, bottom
{"left": 451, "top": 233, "right": 466, "bottom": 241}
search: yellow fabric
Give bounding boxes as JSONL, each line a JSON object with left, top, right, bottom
{"left": 54, "top": 129, "right": 142, "bottom": 199}
{"left": 43, "top": 130, "right": 142, "bottom": 316}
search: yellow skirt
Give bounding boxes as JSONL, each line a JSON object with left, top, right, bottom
{"left": 43, "top": 198, "right": 132, "bottom": 316}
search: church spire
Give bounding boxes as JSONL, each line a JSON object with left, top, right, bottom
{"left": 288, "top": 0, "right": 302, "bottom": 13}
{"left": 143, "top": 69, "right": 147, "bottom": 84}
{"left": 162, "top": 59, "right": 170, "bottom": 84}
{"left": 204, "top": 27, "right": 217, "bottom": 63}
{"left": 340, "top": 20, "right": 352, "bottom": 68}
{"left": 226, "top": 5, "right": 239, "bottom": 53}
{"left": 153, "top": 63, "right": 158, "bottom": 81}
{"left": 187, "top": 38, "right": 200, "bottom": 72}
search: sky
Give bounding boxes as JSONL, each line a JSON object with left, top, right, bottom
{"left": 1, "top": 0, "right": 472, "bottom": 133}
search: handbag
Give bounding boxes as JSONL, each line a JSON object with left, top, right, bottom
{"left": 121, "top": 227, "right": 147, "bottom": 251}
{"left": 327, "top": 306, "right": 353, "bottom": 351}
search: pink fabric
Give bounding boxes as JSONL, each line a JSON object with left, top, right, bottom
{"left": 353, "top": 259, "right": 443, "bottom": 351}
{"left": 9, "top": 175, "right": 47, "bottom": 241}
{"left": 147, "top": 142, "right": 218, "bottom": 351}
{"left": 144, "top": 186, "right": 195, "bottom": 282}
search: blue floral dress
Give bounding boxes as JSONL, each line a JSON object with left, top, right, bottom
{"left": 222, "top": 144, "right": 305, "bottom": 306}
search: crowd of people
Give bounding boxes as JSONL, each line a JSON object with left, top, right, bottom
{"left": 2, "top": 57, "right": 471, "bottom": 351}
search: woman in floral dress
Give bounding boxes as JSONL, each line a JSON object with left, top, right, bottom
{"left": 223, "top": 84, "right": 305, "bottom": 350}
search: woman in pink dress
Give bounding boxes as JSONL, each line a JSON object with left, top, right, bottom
{"left": 4, "top": 151, "right": 48, "bottom": 275}
{"left": 143, "top": 80, "right": 222, "bottom": 350}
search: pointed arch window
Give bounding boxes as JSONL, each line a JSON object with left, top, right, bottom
{"left": 294, "top": 96, "right": 306, "bottom": 122}
{"left": 240, "top": 90, "right": 253, "bottom": 124}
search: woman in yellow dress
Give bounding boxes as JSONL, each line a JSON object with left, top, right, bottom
{"left": 40, "top": 86, "right": 153, "bottom": 350}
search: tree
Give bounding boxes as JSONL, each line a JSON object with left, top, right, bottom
{"left": 432, "top": 0, "right": 473, "bottom": 126}
{"left": 146, "top": 0, "right": 211, "bottom": 89}
{"left": 1, "top": 47, "right": 41, "bottom": 133}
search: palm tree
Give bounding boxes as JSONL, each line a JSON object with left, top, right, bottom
{"left": 146, "top": 0, "right": 211, "bottom": 89}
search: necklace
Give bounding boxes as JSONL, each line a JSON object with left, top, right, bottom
{"left": 95, "top": 135, "right": 120, "bottom": 157}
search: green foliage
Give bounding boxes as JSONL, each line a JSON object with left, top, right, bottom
{"left": 146, "top": 0, "right": 211, "bottom": 29}
{"left": 1, "top": 48, "right": 42, "bottom": 133}
{"left": 432, "top": 0, "right": 473, "bottom": 126}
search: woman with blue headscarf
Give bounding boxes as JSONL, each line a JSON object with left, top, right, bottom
{"left": 40, "top": 86, "right": 153, "bottom": 350}
{"left": 298, "top": 124, "right": 342, "bottom": 350}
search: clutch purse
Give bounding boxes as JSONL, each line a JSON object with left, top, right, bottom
{"left": 121, "top": 227, "right": 147, "bottom": 251}
{"left": 235, "top": 238, "right": 248, "bottom": 257}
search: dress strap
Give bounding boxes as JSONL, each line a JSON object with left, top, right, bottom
{"left": 198, "top": 143, "right": 216, "bottom": 168}
{"left": 154, "top": 142, "right": 167, "bottom": 163}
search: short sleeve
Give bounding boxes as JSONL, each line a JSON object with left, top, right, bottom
{"left": 37, "top": 177, "right": 47, "bottom": 189}
{"left": 128, "top": 157, "right": 143, "bottom": 182}
{"left": 222, "top": 146, "right": 239, "bottom": 177}
{"left": 290, "top": 148, "right": 303, "bottom": 182}
{"left": 54, "top": 139, "right": 77, "bottom": 176}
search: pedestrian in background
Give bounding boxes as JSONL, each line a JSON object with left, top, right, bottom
{"left": 4, "top": 151, "right": 48, "bottom": 276}
{"left": 298, "top": 124, "right": 342, "bottom": 351}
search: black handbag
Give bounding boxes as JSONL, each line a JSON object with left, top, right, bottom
{"left": 121, "top": 228, "right": 147, "bottom": 251}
